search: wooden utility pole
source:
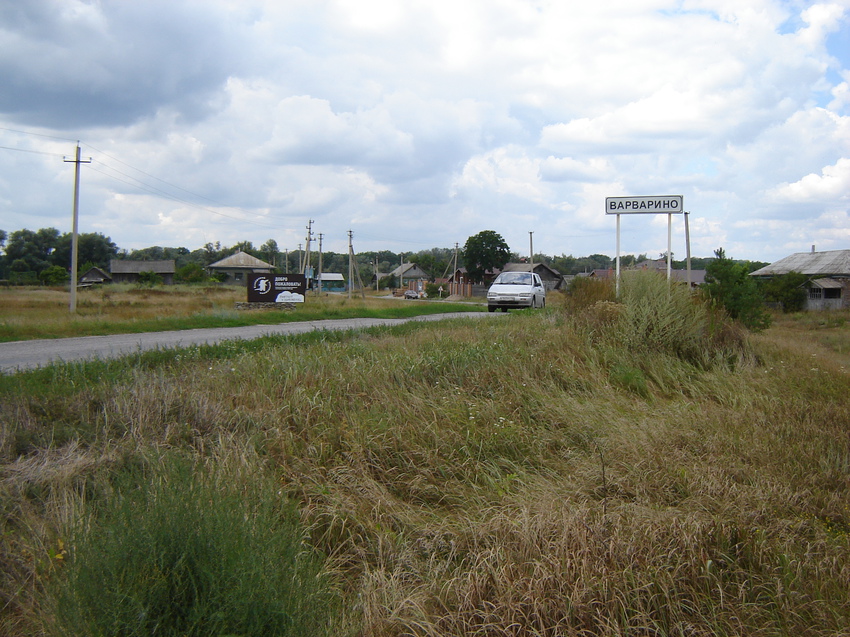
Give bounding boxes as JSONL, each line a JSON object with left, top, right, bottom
{"left": 64, "top": 143, "right": 91, "bottom": 314}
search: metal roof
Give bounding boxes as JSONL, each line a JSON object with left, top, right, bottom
{"left": 208, "top": 251, "right": 273, "bottom": 269}
{"left": 810, "top": 278, "right": 844, "bottom": 289}
{"left": 750, "top": 250, "right": 850, "bottom": 276}
{"left": 110, "top": 259, "right": 175, "bottom": 274}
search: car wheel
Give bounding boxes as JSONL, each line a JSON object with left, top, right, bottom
{"left": 541, "top": 297, "right": 546, "bottom": 309}
{"left": 488, "top": 306, "right": 495, "bottom": 313}
{"left": 501, "top": 307, "right": 508, "bottom": 312}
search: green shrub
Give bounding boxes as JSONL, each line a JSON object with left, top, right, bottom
{"left": 703, "top": 248, "right": 771, "bottom": 330}
{"left": 610, "top": 270, "right": 746, "bottom": 368}
{"left": 761, "top": 271, "right": 808, "bottom": 313}
{"left": 136, "top": 271, "right": 163, "bottom": 287}
{"left": 46, "top": 455, "right": 338, "bottom": 637}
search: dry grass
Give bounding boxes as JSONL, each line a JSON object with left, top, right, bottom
{"left": 0, "top": 285, "right": 478, "bottom": 341}
{"left": 1, "top": 292, "right": 849, "bottom": 635}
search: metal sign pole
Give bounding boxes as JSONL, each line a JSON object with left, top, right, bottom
{"left": 615, "top": 213, "right": 621, "bottom": 296}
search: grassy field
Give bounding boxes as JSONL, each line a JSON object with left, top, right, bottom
{"left": 0, "top": 284, "right": 482, "bottom": 342}
{"left": 1, "top": 277, "right": 849, "bottom": 635}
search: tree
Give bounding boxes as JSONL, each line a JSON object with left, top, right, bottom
{"left": 4, "top": 228, "right": 60, "bottom": 273}
{"left": 39, "top": 265, "right": 69, "bottom": 285}
{"left": 260, "top": 239, "right": 279, "bottom": 268}
{"left": 462, "top": 230, "right": 511, "bottom": 282}
{"left": 175, "top": 262, "right": 207, "bottom": 283}
{"left": 761, "top": 271, "right": 808, "bottom": 313}
{"left": 703, "top": 248, "right": 771, "bottom": 331}
{"left": 52, "top": 232, "right": 119, "bottom": 270}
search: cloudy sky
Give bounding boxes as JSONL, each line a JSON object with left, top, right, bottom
{"left": 1, "top": 0, "right": 848, "bottom": 263}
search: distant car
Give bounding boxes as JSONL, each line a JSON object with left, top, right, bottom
{"left": 403, "top": 289, "right": 419, "bottom": 299}
{"left": 487, "top": 271, "right": 546, "bottom": 312}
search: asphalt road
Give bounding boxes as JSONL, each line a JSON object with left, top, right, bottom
{"left": 0, "top": 312, "right": 501, "bottom": 374}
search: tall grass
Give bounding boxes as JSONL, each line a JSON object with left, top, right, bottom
{"left": 1, "top": 289, "right": 849, "bottom": 635}
{"left": 43, "top": 454, "right": 338, "bottom": 637}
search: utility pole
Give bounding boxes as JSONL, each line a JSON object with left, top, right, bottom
{"left": 64, "top": 142, "right": 91, "bottom": 314}
{"left": 453, "top": 242, "right": 459, "bottom": 296}
{"left": 317, "top": 233, "right": 323, "bottom": 295}
{"left": 347, "top": 230, "right": 354, "bottom": 299}
{"left": 304, "top": 220, "right": 314, "bottom": 287}
{"left": 529, "top": 231, "right": 534, "bottom": 273}
{"left": 285, "top": 248, "right": 289, "bottom": 273}
{"left": 297, "top": 243, "right": 303, "bottom": 272}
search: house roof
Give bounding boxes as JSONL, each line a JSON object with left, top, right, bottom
{"left": 388, "top": 262, "right": 429, "bottom": 278}
{"left": 500, "top": 262, "right": 563, "bottom": 278}
{"left": 750, "top": 250, "right": 850, "bottom": 276}
{"left": 79, "top": 266, "right": 111, "bottom": 281}
{"left": 319, "top": 273, "right": 345, "bottom": 281}
{"left": 110, "top": 259, "right": 175, "bottom": 274}
{"left": 208, "top": 251, "right": 273, "bottom": 269}
{"left": 810, "top": 277, "right": 844, "bottom": 289}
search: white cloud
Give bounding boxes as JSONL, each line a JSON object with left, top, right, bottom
{"left": 770, "top": 157, "right": 850, "bottom": 202}
{"left": 0, "top": 0, "right": 848, "bottom": 262}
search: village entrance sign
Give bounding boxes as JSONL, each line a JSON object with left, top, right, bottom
{"left": 605, "top": 195, "right": 689, "bottom": 294}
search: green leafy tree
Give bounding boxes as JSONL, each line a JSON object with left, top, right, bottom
{"left": 4, "top": 228, "right": 60, "bottom": 273}
{"left": 462, "top": 230, "right": 511, "bottom": 282}
{"left": 703, "top": 248, "right": 771, "bottom": 331}
{"left": 260, "top": 239, "right": 279, "bottom": 267}
{"left": 52, "top": 232, "right": 119, "bottom": 269}
{"left": 39, "top": 265, "right": 69, "bottom": 285}
{"left": 136, "top": 271, "right": 163, "bottom": 287}
{"left": 175, "top": 262, "right": 207, "bottom": 283}
{"left": 761, "top": 271, "right": 808, "bottom": 313}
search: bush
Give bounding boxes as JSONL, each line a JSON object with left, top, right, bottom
{"left": 425, "top": 282, "right": 443, "bottom": 298}
{"left": 136, "top": 271, "right": 163, "bottom": 287}
{"left": 564, "top": 276, "right": 615, "bottom": 314}
{"left": 39, "top": 266, "right": 69, "bottom": 286}
{"left": 703, "top": 248, "right": 771, "bottom": 331}
{"left": 607, "top": 270, "right": 746, "bottom": 368}
{"left": 175, "top": 262, "right": 207, "bottom": 283}
{"left": 761, "top": 271, "right": 808, "bottom": 313}
{"left": 46, "top": 456, "right": 339, "bottom": 637}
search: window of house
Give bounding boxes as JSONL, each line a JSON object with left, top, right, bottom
{"left": 234, "top": 272, "right": 243, "bottom": 281}
{"left": 824, "top": 288, "right": 841, "bottom": 299}
{"left": 809, "top": 287, "right": 822, "bottom": 300}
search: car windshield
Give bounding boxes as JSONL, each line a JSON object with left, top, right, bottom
{"left": 494, "top": 272, "right": 532, "bottom": 285}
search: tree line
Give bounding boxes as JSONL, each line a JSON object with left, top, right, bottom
{"left": 0, "top": 225, "right": 759, "bottom": 287}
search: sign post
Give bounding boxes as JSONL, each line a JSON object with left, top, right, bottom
{"left": 605, "top": 195, "right": 683, "bottom": 295}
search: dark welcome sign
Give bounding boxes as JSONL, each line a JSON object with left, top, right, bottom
{"left": 247, "top": 273, "right": 307, "bottom": 303}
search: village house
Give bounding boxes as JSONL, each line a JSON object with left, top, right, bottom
{"left": 78, "top": 266, "right": 111, "bottom": 285}
{"left": 750, "top": 248, "right": 850, "bottom": 310}
{"left": 109, "top": 260, "right": 175, "bottom": 285}
{"left": 207, "top": 251, "right": 274, "bottom": 285}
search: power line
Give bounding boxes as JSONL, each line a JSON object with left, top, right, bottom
{"left": 86, "top": 163, "right": 286, "bottom": 230}
{"left": 0, "top": 126, "right": 78, "bottom": 142}
{"left": 0, "top": 145, "right": 65, "bottom": 158}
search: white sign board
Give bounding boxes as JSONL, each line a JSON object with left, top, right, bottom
{"left": 606, "top": 195, "right": 683, "bottom": 214}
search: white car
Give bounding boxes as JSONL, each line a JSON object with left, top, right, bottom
{"left": 487, "top": 271, "right": 546, "bottom": 312}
